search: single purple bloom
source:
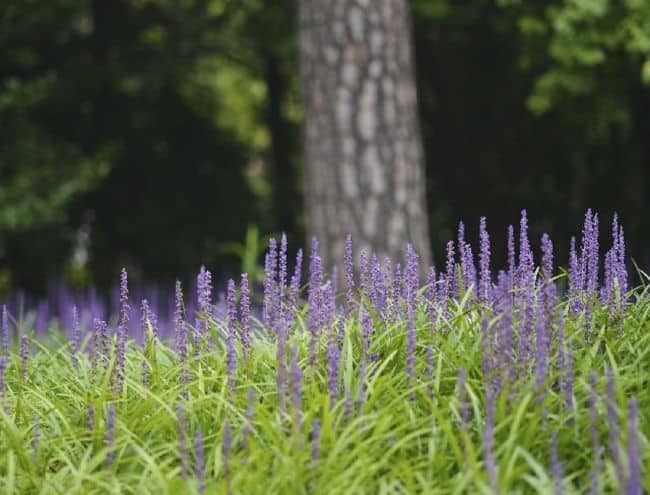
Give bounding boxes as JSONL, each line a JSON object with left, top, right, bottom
{"left": 226, "top": 279, "right": 238, "bottom": 392}
{"left": 459, "top": 241, "right": 476, "bottom": 297}
{"left": 568, "top": 236, "right": 581, "bottom": 314}
{"left": 307, "top": 237, "right": 323, "bottom": 368}
{"left": 173, "top": 280, "right": 185, "bottom": 355}
{"left": 344, "top": 234, "right": 355, "bottom": 312}
{"left": 337, "top": 307, "right": 345, "bottom": 349}
{"left": 359, "top": 249, "right": 370, "bottom": 298}
{"left": 239, "top": 273, "right": 251, "bottom": 358}
{"left": 288, "top": 248, "right": 303, "bottom": 327}
{"left": 507, "top": 224, "right": 516, "bottom": 286}
{"left": 71, "top": 305, "right": 81, "bottom": 367}
{"left": 540, "top": 234, "right": 556, "bottom": 318}
{"left": 263, "top": 239, "right": 278, "bottom": 330}
{"left": 445, "top": 241, "right": 457, "bottom": 301}
{"left": 370, "top": 254, "right": 387, "bottom": 315}
{"left": 278, "top": 233, "right": 288, "bottom": 299}
{"left": 327, "top": 339, "right": 341, "bottom": 407}
{"left": 517, "top": 210, "right": 534, "bottom": 291}
{"left": 479, "top": 217, "right": 491, "bottom": 303}
{"left": 118, "top": 268, "right": 130, "bottom": 329}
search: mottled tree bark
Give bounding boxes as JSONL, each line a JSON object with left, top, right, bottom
{"left": 299, "top": 0, "right": 431, "bottom": 268}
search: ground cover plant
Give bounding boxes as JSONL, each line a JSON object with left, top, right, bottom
{"left": 0, "top": 210, "right": 647, "bottom": 494}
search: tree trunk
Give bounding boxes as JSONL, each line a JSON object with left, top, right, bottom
{"left": 299, "top": 0, "right": 431, "bottom": 268}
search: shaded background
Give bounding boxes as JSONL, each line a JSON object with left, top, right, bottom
{"left": 1, "top": 0, "right": 649, "bottom": 294}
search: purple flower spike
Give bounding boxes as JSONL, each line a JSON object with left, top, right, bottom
{"left": 506, "top": 225, "right": 515, "bottom": 285}
{"left": 518, "top": 210, "right": 534, "bottom": 291}
{"left": 239, "top": 273, "right": 251, "bottom": 358}
{"left": 457, "top": 221, "right": 466, "bottom": 262}
{"left": 263, "top": 239, "right": 278, "bottom": 330}
{"left": 370, "top": 254, "right": 387, "bottom": 315}
{"left": 461, "top": 243, "right": 477, "bottom": 296}
{"left": 195, "top": 429, "right": 205, "bottom": 494}
{"left": 327, "top": 339, "right": 341, "bottom": 407}
{"left": 279, "top": 233, "right": 288, "bottom": 298}
{"left": 177, "top": 403, "right": 189, "bottom": 478}
{"left": 71, "top": 305, "right": 81, "bottom": 367}
{"left": 105, "top": 403, "right": 116, "bottom": 467}
{"left": 541, "top": 234, "right": 556, "bottom": 321}
{"left": 308, "top": 237, "right": 323, "bottom": 368}
{"left": 288, "top": 249, "right": 303, "bottom": 327}
{"left": 118, "top": 268, "right": 130, "bottom": 329}
{"left": 445, "top": 241, "right": 457, "bottom": 301}
{"left": 173, "top": 281, "right": 185, "bottom": 352}
{"left": 197, "top": 266, "right": 213, "bottom": 344}
{"left": 626, "top": 398, "right": 641, "bottom": 495}
{"left": 359, "top": 249, "right": 370, "bottom": 298}
{"left": 2, "top": 305, "right": 9, "bottom": 354}
{"left": 344, "top": 234, "right": 355, "bottom": 312}
{"left": 337, "top": 307, "right": 345, "bottom": 349}
{"left": 226, "top": 279, "right": 238, "bottom": 392}
{"left": 311, "top": 418, "right": 321, "bottom": 464}
{"left": 479, "top": 217, "right": 491, "bottom": 303}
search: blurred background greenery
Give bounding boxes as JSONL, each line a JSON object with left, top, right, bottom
{"left": 1, "top": 0, "right": 649, "bottom": 293}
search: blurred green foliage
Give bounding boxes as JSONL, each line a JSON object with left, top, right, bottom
{"left": 0, "top": 0, "right": 649, "bottom": 292}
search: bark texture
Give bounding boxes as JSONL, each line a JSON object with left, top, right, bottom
{"left": 299, "top": 0, "right": 431, "bottom": 267}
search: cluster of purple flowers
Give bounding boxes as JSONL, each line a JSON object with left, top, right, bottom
{"left": 0, "top": 208, "right": 644, "bottom": 491}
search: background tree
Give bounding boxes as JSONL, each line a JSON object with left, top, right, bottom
{"left": 298, "top": 0, "right": 431, "bottom": 266}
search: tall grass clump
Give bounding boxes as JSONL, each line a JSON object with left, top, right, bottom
{"left": 0, "top": 209, "right": 647, "bottom": 494}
